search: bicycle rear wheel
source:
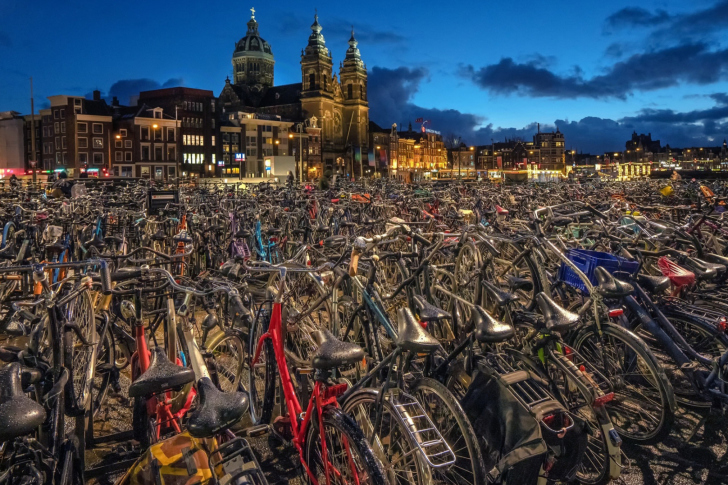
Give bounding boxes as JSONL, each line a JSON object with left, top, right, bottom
{"left": 303, "top": 406, "right": 389, "bottom": 485}
{"left": 248, "top": 308, "right": 275, "bottom": 425}
{"left": 411, "top": 378, "right": 487, "bottom": 485}
{"left": 64, "top": 289, "right": 96, "bottom": 416}
{"left": 572, "top": 322, "right": 674, "bottom": 443}
{"left": 343, "top": 389, "right": 430, "bottom": 485}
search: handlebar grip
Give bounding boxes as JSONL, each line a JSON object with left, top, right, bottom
{"left": 110, "top": 269, "right": 143, "bottom": 282}
{"left": 99, "top": 261, "right": 112, "bottom": 295}
{"left": 349, "top": 249, "right": 360, "bottom": 277}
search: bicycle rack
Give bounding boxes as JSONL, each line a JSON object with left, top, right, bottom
{"left": 387, "top": 389, "right": 456, "bottom": 469}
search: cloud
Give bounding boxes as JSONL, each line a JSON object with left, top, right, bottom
{"left": 461, "top": 42, "right": 728, "bottom": 100}
{"left": 0, "top": 32, "right": 11, "bottom": 48}
{"left": 648, "top": 1, "right": 728, "bottom": 42}
{"left": 604, "top": 7, "right": 671, "bottom": 31}
{"left": 368, "top": 66, "right": 483, "bottom": 138}
{"left": 369, "top": 65, "right": 728, "bottom": 153}
{"left": 87, "top": 78, "right": 184, "bottom": 105}
{"left": 274, "top": 12, "right": 405, "bottom": 45}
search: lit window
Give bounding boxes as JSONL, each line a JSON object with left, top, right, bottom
{"left": 93, "top": 138, "right": 103, "bottom": 149}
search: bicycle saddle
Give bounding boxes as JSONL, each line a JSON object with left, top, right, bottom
{"left": 314, "top": 224, "right": 329, "bottom": 232}
{"left": 104, "top": 235, "right": 124, "bottom": 245}
{"left": 396, "top": 307, "right": 440, "bottom": 353}
{"left": 310, "top": 330, "right": 365, "bottom": 370}
{"left": 636, "top": 274, "right": 670, "bottom": 294}
{"left": 323, "top": 235, "right": 347, "bottom": 248}
{"left": 685, "top": 258, "right": 725, "bottom": 282}
{"left": 84, "top": 236, "right": 106, "bottom": 250}
{"left": 412, "top": 295, "right": 451, "bottom": 322}
{"left": 506, "top": 276, "right": 533, "bottom": 292}
{"left": 173, "top": 232, "right": 192, "bottom": 244}
{"left": 535, "top": 293, "right": 580, "bottom": 333}
{"left": 151, "top": 229, "right": 166, "bottom": 241}
{"left": 235, "top": 229, "right": 251, "bottom": 239}
{"left": 471, "top": 305, "right": 515, "bottom": 343}
{"left": 594, "top": 267, "right": 634, "bottom": 298}
{"left": 0, "top": 363, "right": 46, "bottom": 442}
{"left": 481, "top": 280, "right": 519, "bottom": 307}
{"left": 128, "top": 347, "right": 195, "bottom": 399}
{"left": 187, "top": 377, "right": 249, "bottom": 438}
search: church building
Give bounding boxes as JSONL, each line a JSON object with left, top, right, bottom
{"left": 218, "top": 9, "right": 369, "bottom": 178}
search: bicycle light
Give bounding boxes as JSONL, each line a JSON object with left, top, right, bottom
{"left": 608, "top": 309, "right": 624, "bottom": 318}
{"left": 593, "top": 392, "right": 615, "bottom": 408}
{"left": 719, "top": 317, "right": 728, "bottom": 333}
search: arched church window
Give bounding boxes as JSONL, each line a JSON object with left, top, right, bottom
{"left": 309, "top": 73, "right": 315, "bottom": 90}
{"left": 347, "top": 84, "right": 353, "bottom": 99}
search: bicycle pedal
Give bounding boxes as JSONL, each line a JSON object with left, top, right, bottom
{"left": 272, "top": 416, "right": 293, "bottom": 441}
{"left": 244, "top": 424, "right": 270, "bottom": 438}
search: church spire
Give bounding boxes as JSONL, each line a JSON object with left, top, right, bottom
{"left": 305, "top": 11, "right": 329, "bottom": 57}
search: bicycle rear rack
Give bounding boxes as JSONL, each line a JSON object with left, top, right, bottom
{"left": 485, "top": 353, "right": 553, "bottom": 411}
{"left": 387, "top": 389, "right": 456, "bottom": 469}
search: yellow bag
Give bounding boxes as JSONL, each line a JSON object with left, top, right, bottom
{"left": 117, "top": 432, "right": 216, "bottom": 485}
{"left": 660, "top": 186, "right": 674, "bottom": 197}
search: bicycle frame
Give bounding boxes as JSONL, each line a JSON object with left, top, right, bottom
{"left": 250, "top": 265, "right": 358, "bottom": 485}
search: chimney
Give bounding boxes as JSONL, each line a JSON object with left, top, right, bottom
{"left": 537, "top": 123, "right": 540, "bottom": 133}
{"left": 112, "top": 96, "right": 119, "bottom": 107}
{"left": 93, "top": 90, "right": 101, "bottom": 101}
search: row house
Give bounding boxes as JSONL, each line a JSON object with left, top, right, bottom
{"left": 219, "top": 111, "right": 321, "bottom": 179}
{"left": 47, "top": 91, "right": 115, "bottom": 175}
{"left": 138, "top": 87, "right": 217, "bottom": 178}
{"left": 112, "top": 105, "right": 179, "bottom": 179}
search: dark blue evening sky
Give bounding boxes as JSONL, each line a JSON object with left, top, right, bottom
{"left": 2, "top": 0, "right": 728, "bottom": 152}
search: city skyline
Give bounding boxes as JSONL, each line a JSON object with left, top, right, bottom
{"left": 2, "top": 0, "right": 728, "bottom": 153}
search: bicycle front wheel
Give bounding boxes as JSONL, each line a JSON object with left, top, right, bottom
{"left": 303, "top": 406, "right": 389, "bottom": 485}
{"left": 572, "top": 322, "right": 675, "bottom": 443}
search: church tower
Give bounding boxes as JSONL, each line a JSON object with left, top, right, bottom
{"left": 232, "top": 8, "right": 274, "bottom": 88}
{"left": 301, "top": 13, "right": 344, "bottom": 158}
{"left": 339, "top": 28, "right": 369, "bottom": 157}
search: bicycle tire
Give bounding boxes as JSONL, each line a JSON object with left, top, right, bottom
{"left": 63, "top": 289, "right": 96, "bottom": 417}
{"left": 90, "top": 316, "right": 114, "bottom": 418}
{"left": 572, "top": 322, "right": 675, "bottom": 444}
{"left": 206, "top": 328, "right": 247, "bottom": 393}
{"left": 248, "top": 308, "right": 275, "bottom": 425}
{"left": 411, "top": 377, "right": 488, "bottom": 485}
{"left": 303, "top": 406, "right": 389, "bottom": 485}
{"left": 342, "top": 388, "right": 431, "bottom": 485}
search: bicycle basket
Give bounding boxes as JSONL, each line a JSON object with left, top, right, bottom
{"left": 558, "top": 249, "right": 639, "bottom": 294}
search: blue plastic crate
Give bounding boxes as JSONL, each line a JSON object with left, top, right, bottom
{"left": 558, "top": 249, "right": 640, "bottom": 294}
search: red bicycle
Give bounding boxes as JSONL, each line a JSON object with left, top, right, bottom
{"left": 247, "top": 261, "right": 388, "bottom": 485}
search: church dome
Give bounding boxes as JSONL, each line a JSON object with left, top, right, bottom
{"left": 233, "top": 10, "right": 273, "bottom": 61}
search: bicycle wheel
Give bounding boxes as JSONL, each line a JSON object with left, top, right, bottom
{"left": 411, "top": 378, "right": 487, "bottom": 485}
{"left": 63, "top": 289, "right": 96, "bottom": 416}
{"left": 343, "top": 389, "right": 430, "bottom": 485}
{"left": 487, "top": 239, "right": 539, "bottom": 311}
{"left": 454, "top": 240, "right": 482, "bottom": 309}
{"left": 572, "top": 322, "right": 674, "bottom": 443}
{"left": 90, "top": 316, "right": 115, "bottom": 418}
{"left": 206, "top": 328, "right": 246, "bottom": 393}
{"left": 248, "top": 308, "right": 275, "bottom": 425}
{"left": 304, "top": 405, "right": 389, "bottom": 485}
